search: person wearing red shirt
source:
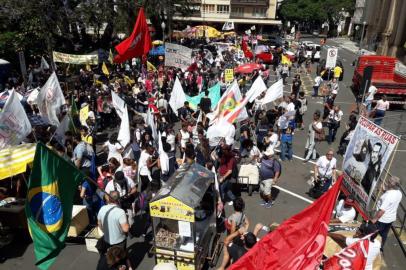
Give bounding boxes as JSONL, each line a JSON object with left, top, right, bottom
{"left": 218, "top": 144, "right": 237, "bottom": 205}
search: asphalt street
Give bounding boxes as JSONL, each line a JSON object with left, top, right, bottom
{"left": 1, "top": 37, "right": 405, "bottom": 270}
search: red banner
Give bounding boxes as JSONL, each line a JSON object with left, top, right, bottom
{"left": 228, "top": 177, "right": 343, "bottom": 270}
{"left": 324, "top": 238, "right": 369, "bottom": 270}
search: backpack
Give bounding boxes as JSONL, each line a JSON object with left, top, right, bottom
{"left": 299, "top": 98, "right": 307, "bottom": 115}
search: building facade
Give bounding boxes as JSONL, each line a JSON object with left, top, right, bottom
{"left": 173, "top": 0, "right": 281, "bottom": 31}
{"left": 349, "top": 0, "right": 405, "bottom": 62}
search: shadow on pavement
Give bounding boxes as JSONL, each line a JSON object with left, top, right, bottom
{"left": 127, "top": 235, "right": 153, "bottom": 269}
{"left": 0, "top": 230, "right": 32, "bottom": 264}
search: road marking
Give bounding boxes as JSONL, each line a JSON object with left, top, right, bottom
{"left": 273, "top": 185, "right": 313, "bottom": 204}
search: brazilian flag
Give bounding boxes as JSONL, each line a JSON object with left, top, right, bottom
{"left": 25, "top": 143, "right": 85, "bottom": 269}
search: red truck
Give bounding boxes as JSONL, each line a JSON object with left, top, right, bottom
{"left": 352, "top": 55, "right": 406, "bottom": 105}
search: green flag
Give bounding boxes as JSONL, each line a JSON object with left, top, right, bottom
{"left": 186, "top": 83, "right": 221, "bottom": 111}
{"left": 25, "top": 143, "right": 86, "bottom": 269}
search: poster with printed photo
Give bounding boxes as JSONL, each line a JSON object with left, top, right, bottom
{"left": 341, "top": 116, "right": 399, "bottom": 218}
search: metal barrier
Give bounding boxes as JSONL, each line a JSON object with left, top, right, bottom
{"left": 392, "top": 183, "right": 406, "bottom": 256}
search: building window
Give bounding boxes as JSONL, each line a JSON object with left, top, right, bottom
{"left": 231, "top": 7, "right": 244, "bottom": 16}
{"left": 252, "top": 7, "right": 267, "bottom": 17}
{"left": 217, "top": 5, "right": 230, "bottom": 14}
{"left": 202, "top": 4, "right": 215, "bottom": 13}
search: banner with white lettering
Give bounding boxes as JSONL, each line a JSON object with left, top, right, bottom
{"left": 342, "top": 116, "right": 399, "bottom": 218}
{"left": 164, "top": 43, "right": 192, "bottom": 71}
{"left": 0, "top": 91, "right": 32, "bottom": 149}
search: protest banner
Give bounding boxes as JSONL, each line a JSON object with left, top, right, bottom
{"left": 53, "top": 51, "right": 99, "bottom": 65}
{"left": 341, "top": 116, "right": 399, "bottom": 218}
{"left": 164, "top": 43, "right": 192, "bottom": 71}
{"left": 224, "top": 69, "right": 234, "bottom": 83}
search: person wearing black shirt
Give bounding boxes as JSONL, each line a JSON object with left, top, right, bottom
{"left": 323, "top": 91, "right": 337, "bottom": 120}
{"left": 200, "top": 90, "right": 211, "bottom": 114}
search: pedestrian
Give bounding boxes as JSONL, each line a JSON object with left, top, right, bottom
{"left": 72, "top": 133, "right": 94, "bottom": 175}
{"left": 263, "top": 127, "right": 279, "bottom": 152}
{"left": 218, "top": 144, "right": 237, "bottom": 205}
{"left": 305, "top": 57, "right": 311, "bottom": 75}
{"left": 333, "top": 64, "right": 342, "bottom": 80}
{"left": 80, "top": 179, "right": 104, "bottom": 225}
{"left": 297, "top": 91, "right": 307, "bottom": 129}
{"left": 327, "top": 105, "right": 343, "bottom": 144}
{"left": 281, "top": 64, "right": 289, "bottom": 85}
{"left": 103, "top": 133, "right": 124, "bottom": 165}
{"left": 97, "top": 191, "right": 129, "bottom": 253}
{"left": 225, "top": 197, "right": 248, "bottom": 234}
{"left": 96, "top": 246, "right": 133, "bottom": 270}
{"left": 370, "top": 176, "right": 402, "bottom": 251}
{"left": 304, "top": 110, "right": 324, "bottom": 162}
{"left": 364, "top": 84, "right": 377, "bottom": 112}
{"left": 372, "top": 95, "right": 390, "bottom": 126}
{"left": 313, "top": 74, "right": 323, "bottom": 97}
{"left": 259, "top": 148, "right": 281, "bottom": 208}
{"left": 323, "top": 90, "right": 337, "bottom": 120}
{"left": 291, "top": 74, "right": 301, "bottom": 97}
{"left": 332, "top": 196, "right": 356, "bottom": 223}
{"left": 280, "top": 126, "right": 293, "bottom": 161}
{"left": 314, "top": 149, "right": 337, "bottom": 194}
{"left": 138, "top": 145, "right": 158, "bottom": 192}
{"left": 328, "top": 222, "right": 381, "bottom": 270}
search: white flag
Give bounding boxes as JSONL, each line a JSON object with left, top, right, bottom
{"left": 290, "top": 26, "right": 295, "bottom": 34}
{"left": 262, "top": 79, "right": 284, "bottom": 105}
{"left": 54, "top": 114, "right": 70, "bottom": 144}
{"left": 27, "top": 88, "right": 40, "bottom": 105}
{"left": 245, "top": 76, "right": 267, "bottom": 103}
{"left": 117, "top": 105, "right": 130, "bottom": 147}
{"left": 40, "top": 56, "right": 50, "bottom": 71}
{"left": 111, "top": 90, "right": 125, "bottom": 119}
{"left": 222, "top": 21, "right": 234, "bottom": 31}
{"left": 0, "top": 91, "right": 32, "bottom": 149}
{"left": 37, "top": 72, "right": 66, "bottom": 126}
{"left": 146, "top": 108, "right": 158, "bottom": 140}
{"left": 158, "top": 132, "right": 169, "bottom": 175}
{"left": 169, "top": 77, "right": 186, "bottom": 116}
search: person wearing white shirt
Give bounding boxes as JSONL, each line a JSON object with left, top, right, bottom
{"left": 327, "top": 105, "right": 343, "bottom": 144}
{"left": 372, "top": 95, "right": 390, "bottom": 126}
{"left": 314, "top": 149, "right": 337, "bottom": 193}
{"left": 329, "top": 222, "right": 381, "bottom": 270}
{"left": 364, "top": 84, "right": 377, "bottom": 112}
{"left": 138, "top": 146, "right": 158, "bottom": 192}
{"left": 371, "top": 176, "right": 402, "bottom": 251}
{"left": 333, "top": 197, "right": 356, "bottom": 223}
{"left": 104, "top": 171, "right": 136, "bottom": 199}
{"left": 313, "top": 75, "right": 323, "bottom": 97}
{"left": 263, "top": 128, "right": 279, "bottom": 151}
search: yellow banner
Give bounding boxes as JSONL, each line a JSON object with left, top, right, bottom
{"left": 0, "top": 143, "right": 36, "bottom": 180}
{"left": 79, "top": 105, "right": 89, "bottom": 126}
{"left": 224, "top": 69, "right": 234, "bottom": 82}
{"left": 150, "top": 196, "right": 194, "bottom": 222}
{"left": 53, "top": 51, "right": 99, "bottom": 65}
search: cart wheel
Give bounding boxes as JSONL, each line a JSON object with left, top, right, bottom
{"left": 248, "top": 185, "right": 253, "bottom": 196}
{"left": 208, "top": 233, "right": 221, "bottom": 268}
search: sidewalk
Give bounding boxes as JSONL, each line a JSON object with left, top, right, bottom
{"left": 329, "top": 37, "right": 360, "bottom": 53}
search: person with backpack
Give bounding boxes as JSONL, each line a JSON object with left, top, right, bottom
{"left": 104, "top": 171, "right": 137, "bottom": 211}
{"left": 80, "top": 179, "right": 104, "bottom": 225}
{"left": 259, "top": 148, "right": 281, "bottom": 208}
{"left": 225, "top": 197, "right": 249, "bottom": 234}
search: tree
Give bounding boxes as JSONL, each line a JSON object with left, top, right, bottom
{"left": 280, "top": 0, "right": 355, "bottom": 34}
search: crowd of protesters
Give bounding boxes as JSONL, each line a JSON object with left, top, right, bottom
{"left": 0, "top": 34, "right": 402, "bottom": 270}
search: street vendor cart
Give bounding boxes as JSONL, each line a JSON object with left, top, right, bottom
{"left": 149, "top": 162, "right": 223, "bottom": 270}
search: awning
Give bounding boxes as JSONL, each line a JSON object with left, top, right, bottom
{"left": 0, "top": 143, "right": 36, "bottom": 180}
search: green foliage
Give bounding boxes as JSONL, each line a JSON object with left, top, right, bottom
{"left": 0, "top": 0, "right": 194, "bottom": 62}
{"left": 280, "top": 0, "right": 355, "bottom": 24}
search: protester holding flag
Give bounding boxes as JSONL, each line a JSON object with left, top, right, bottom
{"left": 327, "top": 222, "right": 381, "bottom": 270}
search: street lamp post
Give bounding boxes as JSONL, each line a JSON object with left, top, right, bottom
{"left": 161, "top": 21, "right": 166, "bottom": 43}
{"left": 360, "top": 21, "right": 366, "bottom": 50}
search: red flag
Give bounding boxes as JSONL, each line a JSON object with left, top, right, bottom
{"left": 114, "top": 8, "right": 152, "bottom": 63}
{"left": 228, "top": 177, "right": 343, "bottom": 270}
{"left": 323, "top": 238, "right": 369, "bottom": 270}
{"left": 242, "top": 40, "right": 253, "bottom": 59}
